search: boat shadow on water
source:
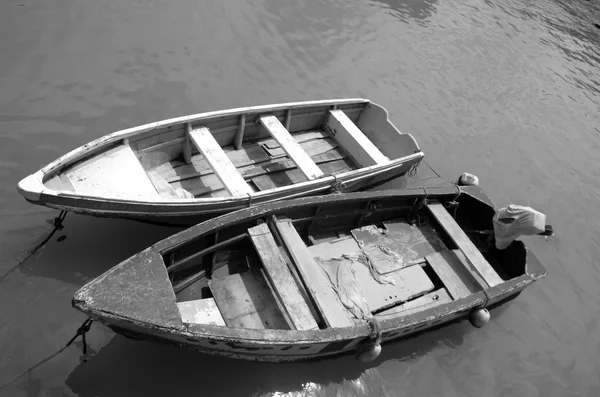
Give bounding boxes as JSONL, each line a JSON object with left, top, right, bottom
{"left": 64, "top": 319, "right": 471, "bottom": 397}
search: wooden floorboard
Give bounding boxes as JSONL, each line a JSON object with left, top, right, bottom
{"left": 208, "top": 271, "right": 289, "bottom": 330}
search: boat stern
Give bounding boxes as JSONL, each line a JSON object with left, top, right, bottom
{"left": 17, "top": 171, "right": 45, "bottom": 203}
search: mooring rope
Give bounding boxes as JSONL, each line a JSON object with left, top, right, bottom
{"left": 0, "top": 317, "right": 93, "bottom": 392}
{"left": 0, "top": 210, "right": 67, "bottom": 284}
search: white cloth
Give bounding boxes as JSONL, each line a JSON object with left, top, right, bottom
{"left": 493, "top": 205, "right": 546, "bottom": 249}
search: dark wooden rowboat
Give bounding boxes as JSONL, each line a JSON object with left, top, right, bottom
{"left": 17, "top": 99, "right": 424, "bottom": 226}
{"left": 71, "top": 186, "right": 547, "bottom": 362}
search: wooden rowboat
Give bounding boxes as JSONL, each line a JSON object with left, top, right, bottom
{"left": 72, "top": 186, "right": 548, "bottom": 362}
{"left": 17, "top": 99, "right": 424, "bottom": 225}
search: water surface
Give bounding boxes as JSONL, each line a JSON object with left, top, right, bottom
{"left": 1, "top": 0, "right": 599, "bottom": 396}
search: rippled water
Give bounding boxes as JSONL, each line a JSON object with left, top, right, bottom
{"left": 1, "top": 0, "right": 599, "bottom": 396}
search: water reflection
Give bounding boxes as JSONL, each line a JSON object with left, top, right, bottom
{"left": 64, "top": 319, "right": 469, "bottom": 397}
{"left": 370, "top": 0, "right": 438, "bottom": 24}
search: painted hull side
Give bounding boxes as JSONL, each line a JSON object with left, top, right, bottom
{"left": 27, "top": 155, "right": 421, "bottom": 226}
{"left": 78, "top": 280, "right": 530, "bottom": 362}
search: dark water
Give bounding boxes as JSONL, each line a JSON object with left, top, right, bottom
{"left": 1, "top": 0, "right": 599, "bottom": 395}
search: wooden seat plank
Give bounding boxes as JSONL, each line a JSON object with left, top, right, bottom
{"left": 326, "top": 109, "right": 389, "bottom": 167}
{"left": 274, "top": 219, "right": 353, "bottom": 328}
{"left": 188, "top": 126, "right": 251, "bottom": 196}
{"left": 425, "top": 250, "right": 481, "bottom": 299}
{"left": 427, "top": 203, "right": 504, "bottom": 287}
{"left": 249, "top": 223, "right": 318, "bottom": 330}
{"left": 259, "top": 116, "right": 324, "bottom": 180}
{"left": 208, "top": 271, "right": 289, "bottom": 330}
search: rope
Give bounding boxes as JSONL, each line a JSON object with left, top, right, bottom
{"left": 0, "top": 210, "right": 67, "bottom": 284}
{"left": 366, "top": 317, "right": 382, "bottom": 345}
{"left": 0, "top": 318, "right": 93, "bottom": 392}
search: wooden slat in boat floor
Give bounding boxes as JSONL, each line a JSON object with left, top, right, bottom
{"left": 156, "top": 134, "right": 339, "bottom": 184}
{"left": 308, "top": 237, "right": 435, "bottom": 313}
{"left": 208, "top": 271, "right": 290, "bottom": 330}
{"left": 251, "top": 157, "right": 354, "bottom": 192}
{"left": 175, "top": 149, "right": 353, "bottom": 197}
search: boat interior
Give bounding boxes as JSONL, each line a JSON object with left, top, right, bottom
{"left": 42, "top": 101, "right": 420, "bottom": 200}
{"left": 163, "top": 193, "right": 527, "bottom": 331}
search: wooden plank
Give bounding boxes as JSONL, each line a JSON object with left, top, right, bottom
{"left": 308, "top": 237, "right": 434, "bottom": 312}
{"left": 248, "top": 223, "right": 318, "bottom": 330}
{"left": 265, "top": 138, "right": 338, "bottom": 158}
{"left": 262, "top": 130, "right": 330, "bottom": 149}
{"left": 183, "top": 123, "right": 192, "bottom": 163}
{"left": 425, "top": 251, "right": 480, "bottom": 299}
{"left": 375, "top": 289, "right": 452, "bottom": 319}
{"left": 208, "top": 272, "right": 289, "bottom": 329}
{"left": 275, "top": 219, "right": 354, "bottom": 328}
{"left": 161, "top": 136, "right": 338, "bottom": 183}
{"left": 326, "top": 109, "right": 388, "bottom": 167}
{"left": 189, "top": 126, "right": 252, "bottom": 196}
{"left": 233, "top": 114, "right": 246, "bottom": 150}
{"left": 259, "top": 115, "right": 324, "bottom": 180}
{"left": 427, "top": 203, "right": 504, "bottom": 287}
{"left": 147, "top": 171, "right": 194, "bottom": 199}
{"left": 177, "top": 298, "right": 226, "bottom": 326}
{"left": 250, "top": 158, "right": 354, "bottom": 191}
{"left": 64, "top": 144, "right": 160, "bottom": 201}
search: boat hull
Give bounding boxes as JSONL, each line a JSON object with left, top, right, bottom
{"left": 71, "top": 187, "right": 546, "bottom": 362}
{"left": 78, "top": 280, "right": 529, "bottom": 362}
{"left": 24, "top": 157, "right": 419, "bottom": 226}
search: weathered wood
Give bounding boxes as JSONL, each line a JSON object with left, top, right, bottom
{"left": 427, "top": 203, "right": 504, "bottom": 287}
{"left": 250, "top": 158, "right": 354, "bottom": 191}
{"left": 308, "top": 236, "right": 435, "bottom": 312}
{"left": 425, "top": 251, "right": 480, "bottom": 299}
{"left": 259, "top": 115, "right": 324, "bottom": 180}
{"left": 161, "top": 136, "right": 338, "bottom": 184}
{"left": 234, "top": 114, "right": 246, "bottom": 150}
{"left": 275, "top": 219, "right": 354, "bottom": 328}
{"left": 285, "top": 109, "right": 292, "bottom": 130}
{"left": 208, "top": 271, "right": 290, "bottom": 329}
{"left": 263, "top": 130, "right": 329, "bottom": 150}
{"left": 248, "top": 223, "right": 318, "bottom": 330}
{"left": 64, "top": 144, "right": 160, "bottom": 201}
{"left": 177, "top": 298, "right": 226, "bottom": 326}
{"left": 189, "top": 127, "right": 252, "bottom": 196}
{"left": 375, "top": 288, "right": 452, "bottom": 318}
{"left": 168, "top": 233, "right": 248, "bottom": 274}
{"left": 183, "top": 123, "right": 192, "bottom": 164}
{"left": 326, "top": 109, "right": 389, "bottom": 167}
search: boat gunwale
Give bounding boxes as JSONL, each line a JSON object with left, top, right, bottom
{"left": 39, "top": 98, "right": 370, "bottom": 178}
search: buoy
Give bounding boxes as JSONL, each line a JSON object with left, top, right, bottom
{"left": 458, "top": 172, "right": 479, "bottom": 186}
{"left": 469, "top": 308, "right": 490, "bottom": 328}
{"left": 356, "top": 342, "right": 382, "bottom": 363}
